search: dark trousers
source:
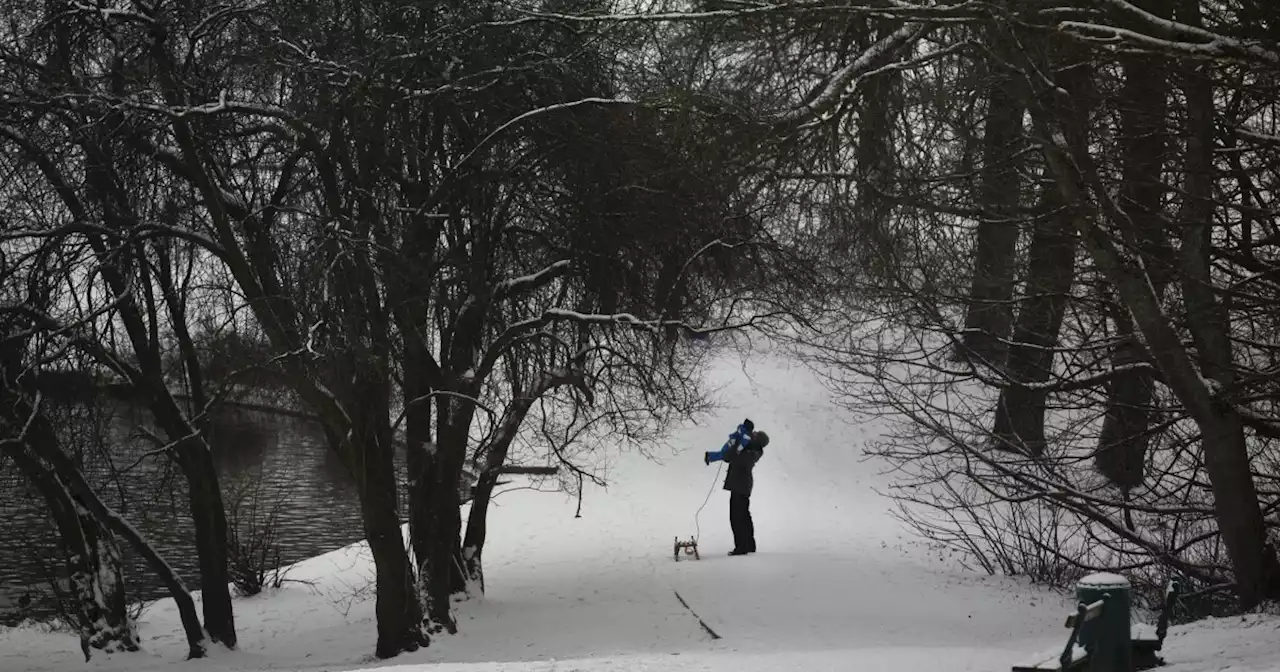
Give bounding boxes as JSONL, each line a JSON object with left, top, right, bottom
{"left": 729, "top": 492, "right": 755, "bottom": 552}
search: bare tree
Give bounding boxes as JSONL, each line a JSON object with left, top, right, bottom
{"left": 706, "top": 0, "right": 1280, "bottom": 612}
{"left": 0, "top": 304, "right": 138, "bottom": 658}
{"left": 0, "top": 3, "right": 241, "bottom": 645}
{"left": 0, "top": 247, "right": 206, "bottom": 657}
{"left": 959, "top": 7, "right": 1027, "bottom": 365}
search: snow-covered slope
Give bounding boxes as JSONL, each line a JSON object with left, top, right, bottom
{"left": 1, "top": 344, "right": 1274, "bottom": 672}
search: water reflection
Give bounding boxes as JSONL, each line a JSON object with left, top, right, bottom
{"left": 0, "top": 402, "right": 405, "bottom": 623}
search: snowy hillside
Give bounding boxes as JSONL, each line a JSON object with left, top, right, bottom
{"left": 2, "top": 345, "right": 1277, "bottom": 672}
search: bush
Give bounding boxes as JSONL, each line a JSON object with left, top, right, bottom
{"left": 224, "top": 471, "right": 287, "bottom": 597}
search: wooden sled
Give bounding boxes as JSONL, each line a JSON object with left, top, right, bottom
{"left": 673, "top": 536, "right": 700, "bottom": 561}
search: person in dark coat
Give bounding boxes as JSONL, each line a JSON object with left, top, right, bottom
{"left": 705, "top": 420, "right": 769, "bottom": 556}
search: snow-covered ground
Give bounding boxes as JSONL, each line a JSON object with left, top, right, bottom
{"left": 3, "top": 345, "right": 1278, "bottom": 671}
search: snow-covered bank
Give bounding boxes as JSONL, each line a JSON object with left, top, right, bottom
{"left": 2, "top": 346, "right": 1276, "bottom": 672}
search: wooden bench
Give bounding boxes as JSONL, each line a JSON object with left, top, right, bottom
{"left": 1011, "top": 579, "right": 1179, "bottom": 672}
{"left": 1132, "top": 579, "right": 1180, "bottom": 670}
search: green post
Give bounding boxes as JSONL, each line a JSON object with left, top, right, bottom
{"left": 1077, "top": 572, "right": 1132, "bottom": 672}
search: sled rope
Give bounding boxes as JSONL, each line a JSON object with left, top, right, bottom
{"left": 693, "top": 462, "right": 723, "bottom": 543}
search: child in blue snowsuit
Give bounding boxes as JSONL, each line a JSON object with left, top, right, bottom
{"left": 705, "top": 419, "right": 769, "bottom": 556}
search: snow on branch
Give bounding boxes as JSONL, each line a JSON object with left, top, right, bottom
{"left": 1238, "top": 408, "right": 1280, "bottom": 440}
{"left": 473, "top": 323, "right": 576, "bottom": 390}
{"left": 509, "top": 1, "right": 823, "bottom": 25}
{"left": 1096, "top": 0, "right": 1265, "bottom": 47}
{"left": 450, "top": 98, "right": 637, "bottom": 173}
{"left": 1236, "top": 127, "right": 1280, "bottom": 145}
{"left": 657, "top": 239, "right": 747, "bottom": 316}
{"left": 473, "top": 366, "right": 593, "bottom": 474}
{"left": 494, "top": 260, "right": 573, "bottom": 301}
{"left": 393, "top": 390, "right": 498, "bottom": 435}
{"left": 500, "top": 1, "right": 987, "bottom": 27}
{"left": 474, "top": 306, "right": 784, "bottom": 389}
{"left": 1057, "top": 18, "right": 1280, "bottom": 66}
{"left": 69, "top": 1, "right": 156, "bottom": 25}
{"left": 543, "top": 308, "right": 783, "bottom": 336}
{"left": 771, "top": 24, "right": 928, "bottom": 130}
{"left": 120, "top": 92, "right": 315, "bottom": 130}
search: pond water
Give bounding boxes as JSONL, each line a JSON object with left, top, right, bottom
{"left": 0, "top": 401, "right": 406, "bottom": 623}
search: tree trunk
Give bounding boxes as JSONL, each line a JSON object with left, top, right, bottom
{"left": 1095, "top": 41, "right": 1171, "bottom": 490}
{"left": 460, "top": 470, "right": 499, "bottom": 594}
{"left": 402, "top": 341, "right": 434, "bottom": 591}
{"left": 146, "top": 397, "right": 237, "bottom": 647}
{"left": 1095, "top": 319, "right": 1155, "bottom": 488}
{"left": 992, "top": 59, "right": 1089, "bottom": 456}
{"left": 0, "top": 441, "right": 139, "bottom": 658}
{"left": 0, "top": 343, "right": 139, "bottom": 658}
{"left": 0, "top": 388, "right": 207, "bottom": 658}
{"left": 991, "top": 185, "right": 1080, "bottom": 455}
{"left": 422, "top": 400, "right": 468, "bottom": 634}
{"left": 462, "top": 371, "right": 584, "bottom": 591}
{"left": 424, "top": 454, "right": 465, "bottom": 633}
{"left": 149, "top": 240, "right": 240, "bottom": 642}
{"left": 461, "top": 393, "right": 524, "bottom": 594}
{"left": 73, "top": 499, "right": 136, "bottom": 656}
{"left": 360, "top": 479, "right": 428, "bottom": 658}
{"left": 341, "top": 365, "right": 428, "bottom": 658}
{"left": 184, "top": 446, "right": 236, "bottom": 646}
{"left": 847, "top": 55, "right": 900, "bottom": 274}
{"left": 961, "top": 50, "right": 1025, "bottom": 364}
{"left": 406, "top": 428, "right": 433, "bottom": 591}
{"left": 73, "top": 474, "right": 209, "bottom": 659}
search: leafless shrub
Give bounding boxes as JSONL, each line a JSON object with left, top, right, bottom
{"left": 223, "top": 470, "right": 288, "bottom": 597}
{"left": 324, "top": 556, "right": 379, "bottom": 619}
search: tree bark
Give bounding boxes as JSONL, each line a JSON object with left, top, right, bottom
{"left": 182, "top": 440, "right": 237, "bottom": 646}
{"left": 991, "top": 59, "right": 1090, "bottom": 456}
{"left": 403, "top": 358, "right": 434, "bottom": 595}
{"left": 1, "top": 342, "right": 139, "bottom": 658}
{"left": 59, "top": 459, "right": 208, "bottom": 659}
{"left": 337, "top": 360, "right": 429, "bottom": 658}
{"left": 461, "top": 397, "right": 534, "bottom": 592}
{"left": 142, "top": 393, "right": 236, "bottom": 647}
{"left": 395, "top": 275, "right": 438, "bottom": 602}
{"left": 462, "top": 370, "right": 585, "bottom": 590}
{"left": 1094, "top": 39, "right": 1171, "bottom": 490}
{"left": 460, "top": 470, "right": 497, "bottom": 594}
{"left": 422, "top": 394, "right": 468, "bottom": 634}
{"left": 0, "top": 389, "right": 207, "bottom": 658}
{"left": 73, "top": 499, "right": 135, "bottom": 656}
{"left": 961, "top": 41, "right": 1026, "bottom": 364}
{"left": 847, "top": 40, "right": 900, "bottom": 274}
{"left": 0, "top": 439, "right": 139, "bottom": 659}
{"left": 991, "top": 186, "right": 1080, "bottom": 455}
{"left": 107, "top": 312, "right": 238, "bottom": 649}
